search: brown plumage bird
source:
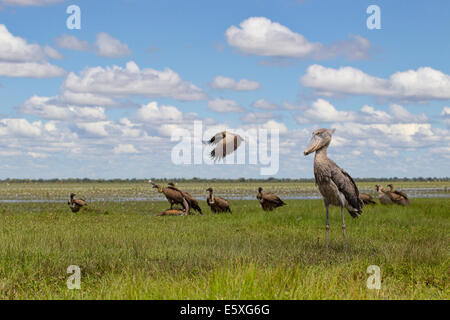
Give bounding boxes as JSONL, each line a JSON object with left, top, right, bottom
{"left": 68, "top": 193, "right": 87, "bottom": 213}
{"left": 149, "top": 180, "right": 190, "bottom": 213}
{"left": 304, "top": 128, "right": 362, "bottom": 249}
{"left": 376, "top": 184, "right": 393, "bottom": 205}
{"left": 257, "top": 187, "right": 286, "bottom": 211}
{"left": 387, "top": 184, "right": 410, "bottom": 206}
{"left": 206, "top": 187, "right": 231, "bottom": 213}
{"left": 167, "top": 182, "right": 203, "bottom": 214}
{"left": 359, "top": 193, "right": 376, "bottom": 206}
{"left": 205, "top": 131, "right": 244, "bottom": 161}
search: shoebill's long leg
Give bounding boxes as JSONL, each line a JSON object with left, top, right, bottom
{"left": 340, "top": 206, "right": 348, "bottom": 250}
{"left": 325, "top": 202, "right": 330, "bottom": 248}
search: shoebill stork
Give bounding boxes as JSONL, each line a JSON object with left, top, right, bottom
{"left": 149, "top": 180, "right": 190, "bottom": 214}
{"left": 387, "top": 184, "right": 410, "bottom": 206}
{"left": 68, "top": 193, "right": 87, "bottom": 213}
{"left": 167, "top": 182, "right": 203, "bottom": 214}
{"left": 359, "top": 193, "right": 376, "bottom": 206}
{"left": 205, "top": 131, "right": 244, "bottom": 161}
{"left": 304, "top": 128, "right": 362, "bottom": 249}
{"left": 206, "top": 187, "right": 232, "bottom": 213}
{"left": 257, "top": 187, "right": 286, "bottom": 211}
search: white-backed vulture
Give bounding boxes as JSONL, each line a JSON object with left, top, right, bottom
{"left": 167, "top": 182, "right": 202, "bottom": 214}
{"left": 387, "top": 184, "right": 410, "bottom": 206}
{"left": 359, "top": 193, "right": 376, "bottom": 206}
{"left": 149, "top": 180, "right": 190, "bottom": 214}
{"left": 68, "top": 193, "right": 87, "bottom": 213}
{"left": 257, "top": 187, "right": 286, "bottom": 211}
{"left": 206, "top": 187, "right": 231, "bottom": 213}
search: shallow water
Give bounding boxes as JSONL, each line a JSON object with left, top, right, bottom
{"left": 0, "top": 187, "right": 448, "bottom": 203}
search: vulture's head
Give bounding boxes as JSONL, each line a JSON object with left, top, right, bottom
{"left": 304, "top": 128, "right": 335, "bottom": 156}
{"left": 206, "top": 187, "right": 213, "bottom": 193}
{"left": 168, "top": 182, "right": 176, "bottom": 187}
{"left": 375, "top": 184, "right": 382, "bottom": 192}
{"left": 258, "top": 187, "right": 263, "bottom": 193}
{"left": 70, "top": 193, "right": 76, "bottom": 198}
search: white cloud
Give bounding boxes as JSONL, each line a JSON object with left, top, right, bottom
{"left": 20, "top": 95, "right": 107, "bottom": 122}
{"left": 0, "top": 118, "right": 43, "bottom": 137}
{"left": 76, "top": 121, "right": 110, "bottom": 137}
{"left": 225, "top": 17, "right": 371, "bottom": 60}
{"left": 0, "top": 24, "right": 65, "bottom": 78}
{"left": 295, "top": 99, "right": 430, "bottom": 125}
{"left": 43, "top": 46, "right": 63, "bottom": 59}
{"left": 332, "top": 122, "right": 443, "bottom": 149}
{"left": 0, "top": 0, "right": 63, "bottom": 6}
{"left": 158, "top": 124, "right": 183, "bottom": 137}
{"left": 359, "top": 105, "right": 392, "bottom": 123}
{"left": 136, "top": 101, "right": 183, "bottom": 123}
{"left": 373, "top": 149, "right": 398, "bottom": 158}
{"left": 207, "top": 98, "right": 244, "bottom": 113}
{"left": 252, "top": 99, "right": 278, "bottom": 110}
{"left": 301, "top": 99, "right": 356, "bottom": 123}
{"left": 113, "top": 144, "right": 137, "bottom": 154}
{"left": 282, "top": 101, "right": 307, "bottom": 111}
{"left": 210, "top": 76, "right": 260, "bottom": 91}
{"left": 301, "top": 64, "right": 450, "bottom": 101}
{"left": 27, "top": 152, "right": 49, "bottom": 159}
{"left": 95, "top": 32, "right": 131, "bottom": 58}
{"left": 62, "top": 61, "right": 206, "bottom": 101}
{"left": 0, "top": 61, "right": 65, "bottom": 78}
{"left": 60, "top": 90, "right": 118, "bottom": 107}
{"left": 261, "top": 120, "right": 288, "bottom": 134}
{"left": 440, "top": 107, "right": 450, "bottom": 127}
{"left": 241, "top": 111, "right": 278, "bottom": 123}
{"left": 389, "top": 104, "right": 429, "bottom": 123}
{"left": 55, "top": 34, "right": 91, "bottom": 51}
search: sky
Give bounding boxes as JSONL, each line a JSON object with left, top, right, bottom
{"left": 0, "top": 0, "right": 449, "bottom": 179}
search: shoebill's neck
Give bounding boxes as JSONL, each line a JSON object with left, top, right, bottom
{"left": 314, "top": 146, "right": 329, "bottom": 162}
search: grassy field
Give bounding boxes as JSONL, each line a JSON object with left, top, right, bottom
{"left": 0, "top": 182, "right": 448, "bottom": 300}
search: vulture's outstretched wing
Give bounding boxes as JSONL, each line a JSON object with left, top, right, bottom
{"left": 210, "top": 132, "right": 243, "bottom": 161}
{"left": 205, "top": 132, "right": 225, "bottom": 145}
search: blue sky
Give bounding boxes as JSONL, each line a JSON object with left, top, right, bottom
{"left": 0, "top": 0, "right": 449, "bottom": 179}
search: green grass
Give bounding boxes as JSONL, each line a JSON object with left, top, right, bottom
{"left": 0, "top": 195, "right": 448, "bottom": 299}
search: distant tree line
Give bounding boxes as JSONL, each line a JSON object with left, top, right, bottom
{"left": 0, "top": 177, "right": 448, "bottom": 183}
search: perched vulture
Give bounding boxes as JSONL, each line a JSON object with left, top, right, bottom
{"left": 257, "top": 187, "right": 286, "bottom": 211}
{"left": 387, "top": 184, "right": 410, "bottom": 206}
{"left": 167, "top": 182, "right": 202, "bottom": 214}
{"left": 375, "top": 184, "right": 393, "bottom": 205}
{"left": 68, "top": 193, "right": 87, "bottom": 213}
{"left": 205, "top": 131, "right": 244, "bottom": 161}
{"left": 359, "top": 193, "right": 377, "bottom": 206}
{"left": 149, "top": 180, "right": 190, "bottom": 213}
{"left": 206, "top": 187, "right": 231, "bottom": 213}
